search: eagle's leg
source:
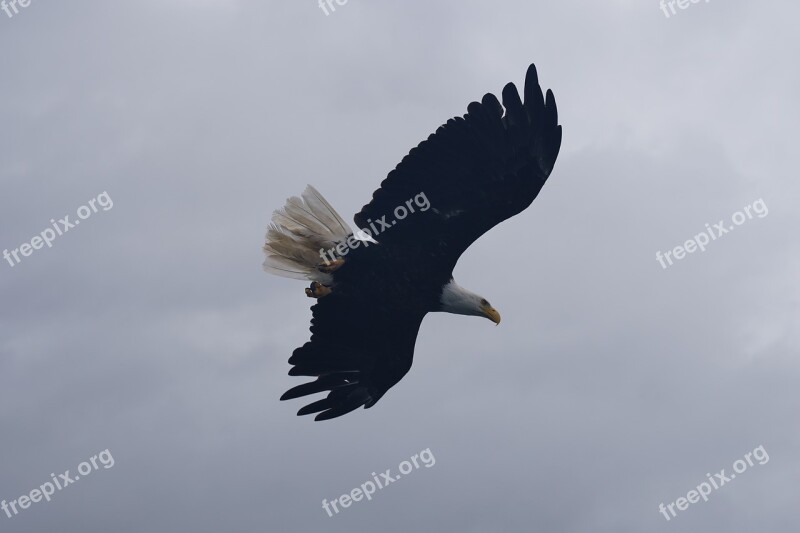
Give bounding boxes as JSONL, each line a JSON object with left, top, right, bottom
{"left": 305, "top": 281, "right": 332, "bottom": 298}
{"left": 317, "top": 258, "right": 345, "bottom": 273}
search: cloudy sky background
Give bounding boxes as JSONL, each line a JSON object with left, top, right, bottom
{"left": 1, "top": 0, "right": 798, "bottom": 531}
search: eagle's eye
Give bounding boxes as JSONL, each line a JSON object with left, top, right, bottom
{"left": 480, "top": 299, "right": 488, "bottom": 306}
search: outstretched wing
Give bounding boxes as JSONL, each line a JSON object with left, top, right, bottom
{"left": 280, "top": 291, "right": 425, "bottom": 421}
{"left": 354, "top": 63, "right": 562, "bottom": 270}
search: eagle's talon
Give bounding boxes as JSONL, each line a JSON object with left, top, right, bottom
{"left": 318, "top": 258, "right": 345, "bottom": 273}
{"left": 305, "top": 281, "right": 332, "bottom": 298}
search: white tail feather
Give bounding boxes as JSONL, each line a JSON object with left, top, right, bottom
{"left": 262, "top": 185, "right": 353, "bottom": 282}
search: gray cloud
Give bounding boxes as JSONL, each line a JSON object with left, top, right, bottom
{"left": 1, "top": 0, "right": 797, "bottom": 531}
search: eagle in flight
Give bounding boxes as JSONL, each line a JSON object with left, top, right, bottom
{"left": 264, "top": 63, "right": 562, "bottom": 421}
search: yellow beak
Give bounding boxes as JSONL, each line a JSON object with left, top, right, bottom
{"left": 483, "top": 305, "right": 501, "bottom": 325}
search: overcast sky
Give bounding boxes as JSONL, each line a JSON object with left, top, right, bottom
{"left": 1, "top": 1, "right": 798, "bottom": 531}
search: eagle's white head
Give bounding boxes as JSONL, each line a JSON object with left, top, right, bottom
{"left": 439, "top": 279, "right": 501, "bottom": 324}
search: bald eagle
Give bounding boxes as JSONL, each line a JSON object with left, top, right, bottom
{"left": 264, "top": 63, "right": 562, "bottom": 421}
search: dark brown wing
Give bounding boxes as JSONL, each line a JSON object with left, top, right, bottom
{"left": 354, "top": 64, "right": 562, "bottom": 271}
{"left": 280, "top": 290, "right": 425, "bottom": 421}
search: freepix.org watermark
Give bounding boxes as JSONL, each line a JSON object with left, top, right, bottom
{"left": 318, "top": 0, "right": 351, "bottom": 16}
{"left": 322, "top": 448, "right": 436, "bottom": 517}
{"left": 658, "top": 444, "right": 769, "bottom": 521}
{"left": 3, "top": 191, "right": 114, "bottom": 268}
{"left": 655, "top": 198, "right": 768, "bottom": 269}
{"left": 1, "top": 0, "right": 33, "bottom": 19}
{"left": 319, "top": 191, "right": 430, "bottom": 265}
{"left": 659, "top": 0, "right": 711, "bottom": 19}
{"left": 2, "top": 449, "right": 115, "bottom": 519}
